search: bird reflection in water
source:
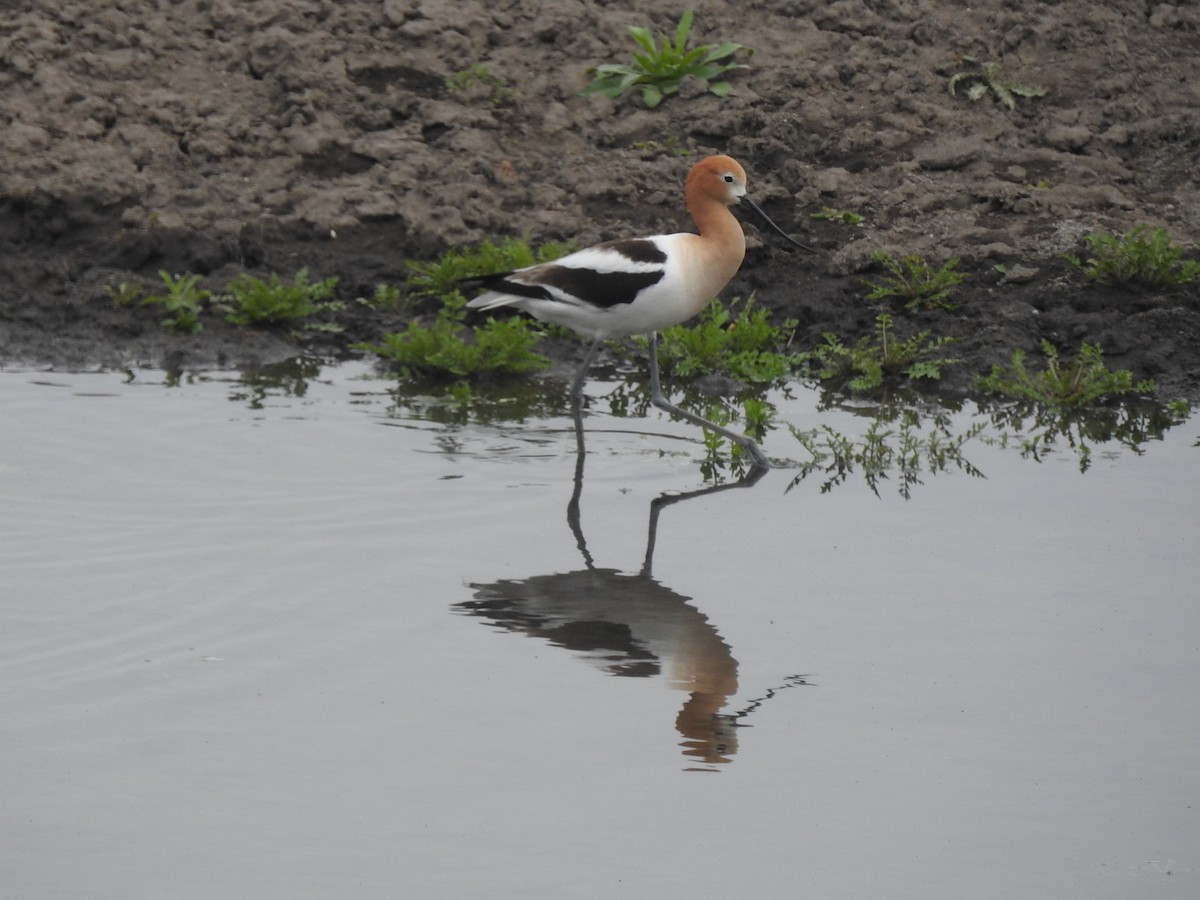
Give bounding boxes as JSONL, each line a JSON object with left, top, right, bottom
{"left": 457, "top": 412, "right": 808, "bottom": 770}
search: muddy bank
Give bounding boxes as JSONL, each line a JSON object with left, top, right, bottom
{"left": 2, "top": 1, "right": 1198, "bottom": 398}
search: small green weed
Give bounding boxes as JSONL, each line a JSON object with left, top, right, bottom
{"left": 949, "top": 56, "right": 1046, "bottom": 110}
{"left": 1064, "top": 224, "right": 1199, "bottom": 289}
{"left": 142, "top": 271, "right": 209, "bottom": 333}
{"left": 446, "top": 64, "right": 517, "bottom": 106}
{"left": 355, "top": 293, "right": 549, "bottom": 380}
{"left": 804, "top": 313, "right": 960, "bottom": 392}
{"left": 654, "top": 295, "right": 798, "bottom": 383}
{"left": 864, "top": 251, "right": 968, "bottom": 312}
{"left": 407, "top": 237, "right": 574, "bottom": 298}
{"left": 811, "top": 207, "right": 864, "bottom": 226}
{"left": 976, "top": 341, "right": 1154, "bottom": 407}
{"left": 224, "top": 268, "right": 339, "bottom": 326}
{"left": 360, "top": 283, "right": 403, "bottom": 309}
{"left": 105, "top": 280, "right": 142, "bottom": 306}
{"left": 582, "top": 10, "right": 750, "bottom": 108}
{"left": 630, "top": 135, "right": 692, "bottom": 157}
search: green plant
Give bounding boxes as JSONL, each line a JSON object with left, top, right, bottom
{"left": 142, "top": 271, "right": 209, "bottom": 333}
{"left": 804, "top": 313, "right": 960, "bottom": 392}
{"left": 407, "top": 237, "right": 574, "bottom": 298}
{"left": 1064, "top": 224, "right": 1199, "bottom": 289}
{"left": 811, "top": 207, "right": 864, "bottom": 226}
{"left": 105, "top": 280, "right": 142, "bottom": 306}
{"left": 361, "top": 283, "right": 403, "bottom": 309}
{"left": 864, "top": 251, "right": 968, "bottom": 311}
{"left": 977, "top": 341, "right": 1154, "bottom": 407}
{"left": 446, "top": 64, "right": 517, "bottom": 106}
{"left": 949, "top": 55, "right": 1046, "bottom": 110}
{"left": 224, "top": 269, "right": 339, "bottom": 326}
{"left": 654, "top": 295, "right": 798, "bottom": 383}
{"left": 355, "top": 293, "right": 549, "bottom": 380}
{"left": 582, "top": 10, "right": 750, "bottom": 108}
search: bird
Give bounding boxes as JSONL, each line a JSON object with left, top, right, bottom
{"left": 463, "top": 154, "right": 812, "bottom": 469}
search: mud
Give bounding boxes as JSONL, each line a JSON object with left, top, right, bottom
{"left": 2, "top": 1, "right": 1198, "bottom": 398}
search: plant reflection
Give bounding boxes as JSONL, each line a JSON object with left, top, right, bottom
{"left": 457, "top": 410, "right": 807, "bottom": 771}
{"left": 980, "top": 397, "right": 1186, "bottom": 473}
{"left": 789, "top": 402, "right": 986, "bottom": 498}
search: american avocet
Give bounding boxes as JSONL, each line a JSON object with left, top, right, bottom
{"left": 465, "top": 154, "right": 812, "bottom": 468}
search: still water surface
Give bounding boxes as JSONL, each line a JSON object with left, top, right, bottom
{"left": 2, "top": 364, "right": 1197, "bottom": 898}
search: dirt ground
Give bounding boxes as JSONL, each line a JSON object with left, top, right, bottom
{"left": 3, "top": 0, "right": 1199, "bottom": 399}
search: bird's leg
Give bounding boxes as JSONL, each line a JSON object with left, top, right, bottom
{"left": 570, "top": 337, "right": 604, "bottom": 407}
{"left": 646, "top": 332, "right": 771, "bottom": 470}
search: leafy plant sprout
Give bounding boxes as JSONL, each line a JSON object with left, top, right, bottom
{"left": 445, "top": 64, "right": 517, "bottom": 106}
{"left": 803, "top": 312, "right": 961, "bottom": 392}
{"left": 651, "top": 295, "right": 799, "bottom": 383}
{"left": 582, "top": 10, "right": 751, "bottom": 108}
{"left": 863, "top": 251, "right": 968, "bottom": 312}
{"left": 948, "top": 55, "right": 1046, "bottom": 110}
{"left": 142, "top": 271, "right": 209, "bottom": 333}
{"left": 355, "top": 292, "right": 549, "bottom": 381}
{"left": 104, "top": 280, "right": 142, "bottom": 306}
{"left": 976, "top": 341, "right": 1155, "bottom": 407}
{"left": 1064, "top": 224, "right": 1199, "bottom": 289}
{"left": 224, "top": 269, "right": 339, "bottom": 326}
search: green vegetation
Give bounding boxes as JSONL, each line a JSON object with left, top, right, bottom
{"left": 976, "top": 341, "right": 1155, "bottom": 407}
{"left": 142, "top": 271, "right": 209, "bottom": 333}
{"left": 811, "top": 207, "right": 864, "bottom": 226}
{"left": 949, "top": 56, "right": 1046, "bottom": 110}
{"left": 864, "top": 251, "right": 968, "bottom": 312}
{"left": 653, "top": 295, "right": 798, "bottom": 383}
{"left": 446, "top": 64, "right": 517, "bottom": 106}
{"left": 1064, "top": 224, "right": 1199, "bottom": 289}
{"left": 630, "top": 135, "right": 692, "bottom": 157}
{"left": 355, "top": 292, "right": 549, "bottom": 380}
{"left": 804, "top": 313, "right": 960, "bottom": 392}
{"left": 224, "top": 269, "right": 339, "bottom": 326}
{"left": 361, "top": 282, "right": 403, "bottom": 309}
{"left": 789, "top": 407, "right": 985, "bottom": 499}
{"left": 406, "top": 236, "right": 574, "bottom": 298}
{"left": 104, "top": 280, "right": 142, "bottom": 306}
{"left": 582, "top": 10, "right": 750, "bottom": 108}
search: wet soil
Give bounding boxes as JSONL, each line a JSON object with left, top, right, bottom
{"left": 2, "top": 1, "right": 1199, "bottom": 398}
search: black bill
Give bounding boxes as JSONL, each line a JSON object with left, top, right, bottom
{"left": 740, "top": 195, "right": 816, "bottom": 253}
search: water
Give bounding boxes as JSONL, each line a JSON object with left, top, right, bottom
{"left": 2, "top": 363, "right": 1197, "bottom": 899}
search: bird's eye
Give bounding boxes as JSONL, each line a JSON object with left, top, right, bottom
{"left": 723, "top": 174, "right": 735, "bottom": 183}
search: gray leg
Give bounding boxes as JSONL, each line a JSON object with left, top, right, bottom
{"left": 570, "top": 337, "right": 604, "bottom": 406}
{"left": 646, "top": 332, "right": 770, "bottom": 469}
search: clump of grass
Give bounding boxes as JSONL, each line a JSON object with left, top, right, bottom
{"left": 864, "top": 251, "right": 968, "bottom": 312}
{"left": 446, "top": 64, "right": 517, "bottom": 106}
{"left": 582, "top": 10, "right": 750, "bottom": 108}
{"left": 654, "top": 295, "right": 798, "bottom": 383}
{"left": 406, "top": 237, "right": 574, "bottom": 298}
{"left": 355, "top": 293, "right": 549, "bottom": 380}
{"left": 949, "top": 56, "right": 1046, "bottom": 110}
{"left": 224, "top": 269, "right": 339, "bottom": 326}
{"left": 1064, "top": 224, "right": 1199, "bottom": 289}
{"left": 976, "top": 341, "right": 1154, "bottom": 407}
{"left": 142, "top": 271, "right": 209, "bottom": 333}
{"left": 811, "top": 207, "right": 864, "bottom": 226}
{"left": 804, "top": 313, "right": 960, "bottom": 392}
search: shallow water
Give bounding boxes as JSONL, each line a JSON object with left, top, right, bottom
{"left": 3, "top": 364, "right": 1198, "bottom": 899}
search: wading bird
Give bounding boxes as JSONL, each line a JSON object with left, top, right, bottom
{"left": 465, "top": 155, "right": 812, "bottom": 468}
